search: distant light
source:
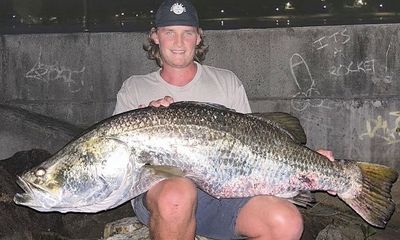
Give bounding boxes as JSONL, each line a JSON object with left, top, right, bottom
{"left": 12, "top": 15, "right": 16, "bottom": 18}
{"left": 323, "top": 5, "right": 327, "bottom": 9}
{"left": 355, "top": 0, "right": 367, "bottom": 6}
{"left": 285, "top": 2, "right": 294, "bottom": 10}
{"left": 136, "top": 14, "right": 139, "bottom": 17}
{"left": 121, "top": 12, "right": 125, "bottom": 16}
{"left": 220, "top": 20, "right": 224, "bottom": 26}
{"left": 220, "top": 9, "right": 225, "bottom": 13}
{"left": 115, "top": 14, "right": 119, "bottom": 17}
{"left": 275, "top": 7, "right": 280, "bottom": 11}
{"left": 150, "top": 10, "right": 154, "bottom": 14}
{"left": 379, "top": 4, "right": 384, "bottom": 8}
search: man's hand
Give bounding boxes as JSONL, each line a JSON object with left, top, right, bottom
{"left": 316, "top": 149, "right": 334, "bottom": 162}
{"left": 148, "top": 96, "right": 174, "bottom": 108}
{"left": 316, "top": 149, "right": 337, "bottom": 196}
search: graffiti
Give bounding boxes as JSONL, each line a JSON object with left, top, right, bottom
{"left": 359, "top": 111, "right": 400, "bottom": 145}
{"left": 382, "top": 40, "right": 394, "bottom": 84}
{"left": 289, "top": 53, "right": 330, "bottom": 111}
{"left": 25, "top": 50, "right": 85, "bottom": 93}
{"left": 313, "top": 28, "right": 351, "bottom": 51}
{"left": 329, "top": 59, "right": 375, "bottom": 77}
{"left": 311, "top": 27, "right": 396, "bottom": 83}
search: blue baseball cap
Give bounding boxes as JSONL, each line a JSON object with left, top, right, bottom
{"left": 155, "top": 0, "right": 199, "bottom": 27}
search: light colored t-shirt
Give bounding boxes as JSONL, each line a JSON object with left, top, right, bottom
{"left": 113, "top": 62, "right": 251, "bottom": 114}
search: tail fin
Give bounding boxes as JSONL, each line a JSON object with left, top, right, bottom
{"left": 340, "top": 162, "right": 398, "bottom": 228}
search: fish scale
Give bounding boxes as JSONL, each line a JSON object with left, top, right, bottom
{"left": 14, "top": 101, "right": 398, "bottom": 228}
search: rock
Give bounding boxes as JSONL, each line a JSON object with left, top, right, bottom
{"left": 103, "top": 217, "right": 212, "bottom": 240}
{"left": 0, "top": 149, "right": 66, "bottom": 239}
{"left": 0, "top": 104, "right": 83, "bottom": 160}
{"left": 300, "top": 186, "right": 400, "bottom": 240}
{"left": 0, "top": 148, "right": 52, "bottom": 176}
{"left": 104, "top": 217, "right": 149, "bottom": 239}
{"left": 316, "top": 224, "right": 365, "bottom": 240}
{"left": 61, "top": 203, "right": 134, "bottom": 239}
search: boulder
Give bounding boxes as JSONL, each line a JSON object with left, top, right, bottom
{"left": 0, "top": 104, "right": 82, "bottom": 160}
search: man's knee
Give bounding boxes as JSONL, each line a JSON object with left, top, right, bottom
{"left": 146, "top": 178, "right": 197, "bottom": 217}
{"left": 271, "top": 202, "right": 303, "bottom": 239}
{"left": 236, "top": 196, "right": 303, "bottom": 239}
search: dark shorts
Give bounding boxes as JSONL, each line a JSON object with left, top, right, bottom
{"left": 132, "top": 188, "right": 251, "bottom": 240}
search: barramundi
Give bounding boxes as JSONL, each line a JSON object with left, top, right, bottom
{"left": 14, "top": 102, "right": 398, "bottom": 228}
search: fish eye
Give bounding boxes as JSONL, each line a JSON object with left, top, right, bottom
{"left": 35, "top": 168, "right": 46, "bottom": 177}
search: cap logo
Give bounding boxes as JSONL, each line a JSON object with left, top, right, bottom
{"left": 170, "top": 3, "right": 186, "bottom": 15}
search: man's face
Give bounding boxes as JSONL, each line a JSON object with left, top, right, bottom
{"left": 152, "top": 25, "right": 201, "bottom": 69}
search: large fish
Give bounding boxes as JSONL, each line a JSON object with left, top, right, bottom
{"left": 14, "top": 102, "right": 398, "bottom": 228}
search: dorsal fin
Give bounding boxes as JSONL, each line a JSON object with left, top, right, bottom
{"left": 250, "top": 112, "right": 307, "bottom": 144}
{"left": 170, "top": 101, "right": 236, "bottom": 112}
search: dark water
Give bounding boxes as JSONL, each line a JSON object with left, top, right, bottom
{"left": 1, "top": 14, "right": 400, "bottom": 34}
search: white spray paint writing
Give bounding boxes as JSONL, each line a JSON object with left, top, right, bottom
{"left": 25, "top": 50, "right": 86, "bottom": 93}
{"left": 313, "top": 28, "right": 395, "bottom": 82}
{"left": 312, "top": 28, "right": 351, "bottom": 53}
{"left": 289, "top": 53, "right": 330, "bottom": 111}
{"left": 329, "top": 59, "right": 375, "bottom": 77}
{"left": 359, "top": 111, "right": 400, "bottom": 145}
{"left": 382, "top": 40, "right": 394, "bottom": 83}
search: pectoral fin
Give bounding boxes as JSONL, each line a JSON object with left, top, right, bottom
{"left": 129, "top": 165, "right": 187, "bottom": 199}
{"left": 144, "top": 165, "right": 186, "bottom": 178}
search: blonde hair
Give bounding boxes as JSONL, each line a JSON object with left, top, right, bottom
{"left": 143, "top": 27, "right": 209, "bottom": 67}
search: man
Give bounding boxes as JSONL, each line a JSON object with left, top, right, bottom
{"left": 113, "top": 1, "right": 334, "bottom": 239}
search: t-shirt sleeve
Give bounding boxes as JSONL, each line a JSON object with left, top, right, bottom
{"left": 229, "top": 74, "right": 252, "bottom": 114}
{"left": 112, "top": 80, "right": 138, "bottom": 115}
{"left": 234, "top": 83, "right": 252, "bottom": 114}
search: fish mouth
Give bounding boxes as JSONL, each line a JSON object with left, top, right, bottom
{"left": 14, "top": 176, "right": 82, "bottom": 213}
{"left": 14, "top": 176, "right": 48, "bottom": 206}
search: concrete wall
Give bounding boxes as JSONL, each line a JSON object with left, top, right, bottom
{"left": 1, "top": 24, "right": 399, "bottom": 170}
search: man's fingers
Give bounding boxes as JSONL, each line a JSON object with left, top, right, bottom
{"left": 149, "top": 96, "right": 174, "bottom": 107}
{"left": 327, "top": 190, "right": 337, "bottom": 196}
{"left": 317, "top": 149, "right": 334, "bottom": 162}
{"left": 164, "top": 96, "right": 174, "bottom": 104}
{"left": 149, "top": 100, "right": 161, "bottom": 107}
